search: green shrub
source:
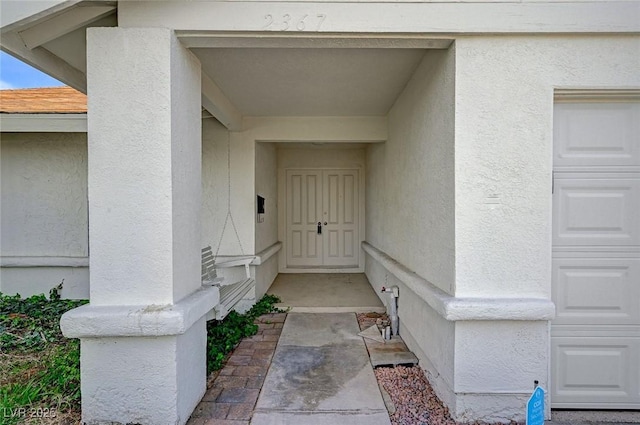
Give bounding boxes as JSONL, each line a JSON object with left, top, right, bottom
{"left": 206, "top": 294, "right": 283, "bottom": 373}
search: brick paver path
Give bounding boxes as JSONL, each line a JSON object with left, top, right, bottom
{"left": 187, "top": 313, "right": 287, "bottom": 425}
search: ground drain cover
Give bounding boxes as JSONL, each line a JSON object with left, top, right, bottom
{"left": 370, "top": 351, "right": 419, "bottom": 368}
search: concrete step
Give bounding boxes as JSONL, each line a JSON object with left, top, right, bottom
{"left": 276, "top": 304, "right": 387, "bottom": 314}
{"left": 360, "top": 329, "right": 419, "bottom": 368}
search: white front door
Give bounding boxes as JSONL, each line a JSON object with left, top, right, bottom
{"left": 551, "top": 99, "right": 640, "bottom": 409}
{"left": 286, "top": 169, "right": 359, "bottom": 269}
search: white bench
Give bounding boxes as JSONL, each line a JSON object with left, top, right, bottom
{"left": 201, "top": 246, "right": 256, "bottom": 320}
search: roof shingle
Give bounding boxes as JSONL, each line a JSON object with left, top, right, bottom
{"left": 0, "top": 86, "right": 87, "bottom": 113}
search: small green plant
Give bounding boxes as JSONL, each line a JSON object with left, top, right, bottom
{"left": 248, "top": 294, "right": 285, "bottom": 318}
{"left": 206, "top": 294, "right": 283, "bottom": 373}
{"left": 0, "top": 284, "right": 87, "bottom": 424}
{"left": 1, "top": 288, "right": 283, "bottom": 422}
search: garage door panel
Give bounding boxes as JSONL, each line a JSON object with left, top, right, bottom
{"left": 554, "top": 102, "right": 640, "bottom": 167}
{"left": 553, "top": 178, "right": 640, "bottom": 246}
{"left": 552, "top": 97, "right": 640, "bottom": 410}
{"left": 553, "top": 259, "right": 640, "bottom": 325}
{"left": 552, "top": 338, "right": 640, "bottom": 406}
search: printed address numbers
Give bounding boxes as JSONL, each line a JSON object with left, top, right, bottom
{"left": 263, "top": 14, "right": 327, "bottom": 31}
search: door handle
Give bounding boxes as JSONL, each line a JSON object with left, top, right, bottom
{"left": 317, "top": 222, "right": 322, "bottom": 235}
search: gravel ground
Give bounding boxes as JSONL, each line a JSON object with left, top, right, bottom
{"left": 376, "top": 364, "right": 455, "bottom": 425}
{"left": 357, "top": 313, "right": 520, "bottom": 425}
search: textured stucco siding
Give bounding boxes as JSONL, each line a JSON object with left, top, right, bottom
{"left": 255, "top": 254, "right": 278, "bottom": 299}
{"left": 0, "top": 132, "right": 88, "bottom": 298}
{"left": 1, "top": 132, "right": 88, "bottom": 257}
{"left": 254, "top": 142, "right": 279, "bottom": 296}
{"left": 202, "top": 118, "right": 229, "bottom": 251}
{"left": 79, "top": 317, "right": 206, "bottom": 425}
{"left": 255, "top": 142, "right": 278, "bottom": 254}
{"left": 454, "top": 35, "right": 640, "bottom": 299}
{"left": 86, "top": 27, "right": 203, "bottom": 306}
{"left": 365, "top": 256, "right": 456, "bottom": 407}
{"left": 202, "top": 118, "right": 256, "bottom": 256}
{"left": 367, "top": 48, "right": 456, "bottom": 295}
{"left": 366, "top": 34, "right": 640, "bottom": 421}
{"left": 365, "top": 46, "right": 456, "bottom": 412}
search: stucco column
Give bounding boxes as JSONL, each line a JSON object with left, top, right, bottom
{"left": 61, "top": 27, "right": 218, "bottom": 425}
{"left": 449, "top": 38, "right": 555, "bottom": 421}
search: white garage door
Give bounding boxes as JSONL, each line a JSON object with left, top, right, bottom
{"left": 551, "top": 97, "right": 640, "bottom": 409}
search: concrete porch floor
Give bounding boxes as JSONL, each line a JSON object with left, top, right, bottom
{"left": 267, "top": 273, "right": 386, "bottom": 313}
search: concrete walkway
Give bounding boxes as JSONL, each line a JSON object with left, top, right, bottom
{"left": 251, "top": 313, "right": 391, "bottom": 425}
{"left": 268, "top": 274, "right": 386, "bottom": 313}
{"left": 187, "top": 312, "right": 639, "bottom": 425}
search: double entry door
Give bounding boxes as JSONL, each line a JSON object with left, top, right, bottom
{"left": 285, "top": 169, "right": 359, "bottom": 268}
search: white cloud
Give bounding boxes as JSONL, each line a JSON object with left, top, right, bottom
{"left": 0, "top": 79, "right": 16, "bottom": 90}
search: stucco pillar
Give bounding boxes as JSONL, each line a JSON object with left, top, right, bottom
{"left": 60, "top": 28, "right": 218, "bottom": 425}
{"left": 448, "top": 38, "right": 554, "bottom": 421}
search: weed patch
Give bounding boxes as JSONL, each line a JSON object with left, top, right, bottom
{"left": 1, "top": 288, "right": 283, "bottom": 423}
{"left": 0, "top": 285, "right": 86, "bottom": 424}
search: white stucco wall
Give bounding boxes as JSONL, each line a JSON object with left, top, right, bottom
{"left": 254, "top": 142, "right": 279, "bottom": 297}
{"left": 367, "top": 48, "right": 456, "bottom": 295}
{"left": 79, "top": 317, "right": 206, "bottom": 425}
{"left": 278, "top": 145, "right": 367, "bottom": 170}
{"left": 0, "top": 132, "right": 89, "bottom": 298}
{"left": 454, "top": 35, "right": 640, "bottom": 299}
{"left": 365, "top": 255, "right": 456, "bottom": 407}
{"left": 446, "top": 36, "right": 639, "bottom": 419}
{"left": 76, "top": 27, "right": 207, "bottom": 425}
{"left": 277, "top": 145, "right": 368, "bottom": 194}
{"left": 169, "top": 32, "right": 203, "bottom": 305}
{"left": 366, "top": 35, "right": 640, "bottom": 421}
{"left": 453, "top": 320, "right": 550, "bottom": 421}
{"left": 87, "top": 27, "right": 202, "bottom": 306}
{"left": 365, "top": 46, "right": 457, "bottom": 410}
{"left": 202, "top": 118, "right": 228, "bottom": 250}
{"left": 202, "top": 119, "right": 256, "bottom": 256}
{"left": 255, "top": 142, "right": 278, "bottom": 253}
{"left": 1, "top": 133, "right": 88, "bottom": 257}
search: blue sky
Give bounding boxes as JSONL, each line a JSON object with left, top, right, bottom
{"left": 0, "top": 51, "right": 64, "bottom": 89}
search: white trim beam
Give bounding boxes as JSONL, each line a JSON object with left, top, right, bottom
{"left": 0, "top": 256, "right": 89, "bottom": 268}
{"left": 180, "top": 33, "right": 454, "bottom": 49}
{"left": 18, "top": 5, "right": 116, "bottom": 49}
{"left": 61, "top": 286, "right": 220, "bottom": 338}
{"left": 201, "top": 72, "right": 243, "bottom": 131}
{"left": 0, "top": 0, "right": 80, "bottom": 33}
{"left": 362, "top": 241, "right": 556, "bottom": 321}
{"left": 119, "top": 1, "right": 640, "bottom": 34}
{"left": 244, "top": 116, "right": 387, "bottom": 142}
{"left": 252, "top": 241, "right": 282, "bottom": 265}
{"left": 0, "top": 113, "right": 87, "bottom": 132}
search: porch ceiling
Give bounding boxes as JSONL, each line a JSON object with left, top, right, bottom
{"left": 191, "top": 48, "right": 427, "bottom": 117}
{"left": 1, "top": 0, "right": 431, "bottom": 121}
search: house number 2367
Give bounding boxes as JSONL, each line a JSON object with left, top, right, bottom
{"left": 263, "top": 14, "right": 326, "bottom": 31}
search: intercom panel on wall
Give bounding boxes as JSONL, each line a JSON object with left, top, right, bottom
{"left": 257, "top": 195, "right": 265, "bottom": 223}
